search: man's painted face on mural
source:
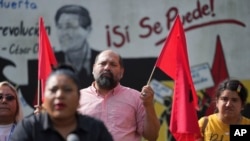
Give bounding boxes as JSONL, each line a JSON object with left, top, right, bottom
{"left": 56, "top": 13, "right": 90, "bottom": 52}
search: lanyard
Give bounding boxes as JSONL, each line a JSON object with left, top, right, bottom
{"left": 7, "top": 124, "right": 15, "bottom": 141}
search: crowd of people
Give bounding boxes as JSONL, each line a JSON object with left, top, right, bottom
{"left": 0, "top": 1, "right": 249, "bottom": 141}
{"left": 3, "top": 49, "right": 161, "bottom": 141}
{"left": 1, "top": 49, "right": 249, "bottom": 141}
{"left": 0, "top": 48, "right": 249, "bottom": 141}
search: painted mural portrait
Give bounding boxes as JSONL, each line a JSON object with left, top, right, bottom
{"left": 53, "top": 4, "right": 168, "bottom": 90}
{"left": 54, "top": 5, "right": 99, "bottom": 89}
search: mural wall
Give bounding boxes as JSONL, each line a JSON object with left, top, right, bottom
{"left": 1, "top": 0, "right": 250, "bottom": 140}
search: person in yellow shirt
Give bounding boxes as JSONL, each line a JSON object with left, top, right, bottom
{"left": 196, "top": 79, "right": 250, "bottom": 141}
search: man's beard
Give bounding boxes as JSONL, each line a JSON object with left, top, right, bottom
{"left": 96, "top": 73, "right": 117, "bottom": 90}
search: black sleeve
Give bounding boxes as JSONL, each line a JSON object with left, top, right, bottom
{"left": 78, "top": 115, "right": 114, "bottom": 141}
{"left": 98, "top": 121, "right": 114, "bottom": 141}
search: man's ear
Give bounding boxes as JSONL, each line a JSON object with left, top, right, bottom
{"left": 120, "top": 68, "right": 124, "bottom": 79}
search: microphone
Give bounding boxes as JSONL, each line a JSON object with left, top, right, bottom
{"left": 66, "top": 134, "right": 80, "bottom": 141}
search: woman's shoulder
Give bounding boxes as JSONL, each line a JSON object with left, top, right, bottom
{"left": 242, "top": 116, "right": 250, "bottom": 124}
{"left": 78, "top": 114, "right": 104, "bottom": 125}
{"left": 18, "top": 112, "right": 48, "bottom": 126}
{"left": 77, "top": 114, "right": 109, "bottom": 132}
{"left": 198, "top": 114, "right": 218, "bottom": 126}
{"left": 199, "top": 114, "right": 216, "bottom": 121}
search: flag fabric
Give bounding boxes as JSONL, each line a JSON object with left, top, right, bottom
{"left": 38, "top": 17, "right": 57, "bottom": 101}
{"left": 155, "top": 15, "right": 200, "bottom": 140}
{"left": 204, "top": 35, "right": 229, "bottom": 115}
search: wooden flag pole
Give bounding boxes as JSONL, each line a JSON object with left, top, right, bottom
{"left": 147, "top": 66, "right": 156, "bottom": 85}
{"left": 37, "top": 80, "right": 40, "bottom": 106}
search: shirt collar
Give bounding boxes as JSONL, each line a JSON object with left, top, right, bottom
{"left": 90, "top": 82, "right": 121, "bottom": 96}
{"left": 40, "top": 112, "right": 87, "bottom": 133}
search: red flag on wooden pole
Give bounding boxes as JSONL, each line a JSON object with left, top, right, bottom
{"left": 38, "top": 17, "right": 57, "bottom": 104}
{"left": 155, "top": 15, "right": 200, "bottom": 141}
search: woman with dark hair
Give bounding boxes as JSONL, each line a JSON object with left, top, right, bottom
{"left": 196, "top": 79, "right": 250, "bottom": 141}
{"left": 10, "top": 64, "right": 113, "bottom": 141}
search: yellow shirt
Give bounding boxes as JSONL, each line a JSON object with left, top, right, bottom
{"left": 198, "top": 114, "right": 250, "bottom": 141}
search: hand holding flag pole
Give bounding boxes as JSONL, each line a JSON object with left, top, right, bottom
{"left": 147, "top": 15, "right": 201, "bottom": 141}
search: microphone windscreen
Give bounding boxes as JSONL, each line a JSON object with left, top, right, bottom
{"left": 66, "top": 134, "right": 80, "bottom": 141}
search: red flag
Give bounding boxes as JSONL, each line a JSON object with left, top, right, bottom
{"left": 204, "top": 35, "right": 229, "bottom": 115}
{"left": 38, "top": 17, "right": 57, "bottom": 101}
{"left": 155, "top": 15, "right": 200, "bottom": 140}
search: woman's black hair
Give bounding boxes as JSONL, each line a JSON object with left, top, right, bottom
{"left": 216, "top": 79, "right": 248, "bottom": 105}
{"left": 213, "top": 79, "right": 248, "bottom": 113}
{"left": 47, "top": 63, "right": 80, "bottom": 91}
